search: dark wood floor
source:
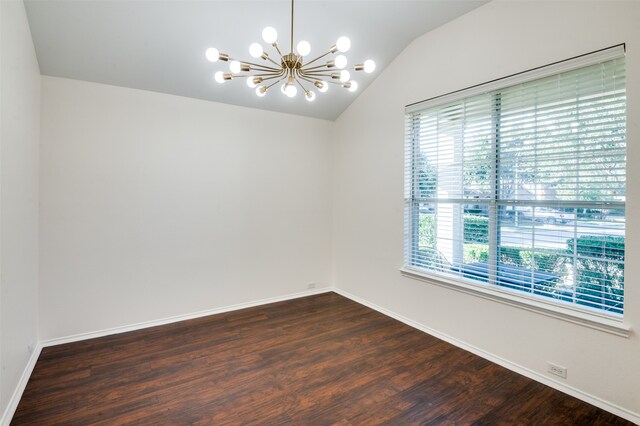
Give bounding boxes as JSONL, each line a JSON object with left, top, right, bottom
{"left": 13, "top": 292, "right": 631, "bottom": 425}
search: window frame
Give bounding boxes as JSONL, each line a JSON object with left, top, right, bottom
{"left": 402, "top": 45, "right": 630, "bottom": 337}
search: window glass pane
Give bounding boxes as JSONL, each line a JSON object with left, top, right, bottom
{"left": 457, "top": 205, "right": 490, "bottom": 282}
{"left": 412, "top": 202, "right": 439, "bottom": 271}
{"left": 432, "top": 202, "right": 460, "bottom": 272}
{"left": 570, "top": 209, "right": 625, "bottom": 313}
{"left": 497, "top": 206, "right": 569, "bottom": 297}
{"left": 463, "top": 96, "right": 493, "bottom": 200}
{"left": 498, "top": 59, "right": 626, "bottom": 203}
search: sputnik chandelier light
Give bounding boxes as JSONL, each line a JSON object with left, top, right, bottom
{"left": 205, "top": 0, "right": 376, "bottom": 101}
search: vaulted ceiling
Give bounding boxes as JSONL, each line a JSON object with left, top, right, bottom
{"left": 24, "top": 0, "right": 487, "bottom": 120}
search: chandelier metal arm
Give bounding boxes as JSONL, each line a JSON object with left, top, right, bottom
{"left": 297, "top": 75, "right": 325, "bottom": 88}
{"left": 301, "top": 76, "right": 342, "bottom": 86}
{"left": 241, "top": 66, "right": 281, "bottom": 75}
{"left": 248, "top": 65, "right": 282, "bottom": 73}
{"left": 300, "top": 71, "right": 334, "bottom": 77}
{"left": 300, "top": 63, "right": 333, "bottom": 71}
{"left": 295, "top": 77, "right": 309, "bottom": 93}
{"left": 300, "top": 72, "right": 343, "bottom": 85}
{"left": 229, "top": 58, "right": 280, "bottom": 72}
{"left": 301, "top": 51, "right": 333, "bottom": 69}
{"left": 272, "top": 43, "right": 284, "bottom": 58}
{"left": 261, "top": 74, "right": 286, "bottom": 82}
{"left": 300, "top": 75, "right": 333, "bottom": 80}
{"left": 242, "top": 72, "right": 283, "bottom": 78}
{"left": 256, "top": 70, "right": 286, "bottom": 79}
{"left": 304, "top": 77, "right": 343, "bottom": 86}
{"left": 297, "top": 74, "right": 317, "bottom": 84}
{"left": 265, "top": 76, "right": 287, "bottom": 90}
{"left": 264, "top": 56, "right": 281, "bottom": 67}
{"left": 248, "top": 68, "right": 280, "bottom": 75}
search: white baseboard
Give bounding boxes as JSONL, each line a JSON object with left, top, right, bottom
{"left": 333, "top": 288, "right": 640, "bottom": 425}
{"left": 0, "top": 287, "right": 332, "bottom": 425}
{"left": 42, "top": 287, "right": 333, "bottom": 347}
{"left": 1, "top": 343, "right": 43, "bottom": 426}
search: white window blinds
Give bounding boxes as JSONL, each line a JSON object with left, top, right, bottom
{"left": 404, "top": 46, "right": 626, "bottom": 316}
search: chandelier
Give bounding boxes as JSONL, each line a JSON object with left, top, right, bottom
{"left": 204, "top": 0, "right": 376, "bottom": 101}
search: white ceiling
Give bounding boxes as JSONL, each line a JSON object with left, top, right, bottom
{"left": 24, "top": 0, "right": 487, "bottom": 121}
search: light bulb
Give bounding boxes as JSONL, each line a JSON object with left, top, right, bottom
{"left": 214, "top": 71, "right": 225, "bottom": 84}
{"left": 306, "top": 91, "right": 316, "bottom": 102}
{"left": 336, "top": 36, "right": 351, "bottom": 53}
{"left": 334, "top": 55, "right": 347, "bottom": 69}
{"left": 317, "top": 81, "right": 328, "bottom": 93}
{"left": 348, "top": 81, "right": 358, "bottom": 92}
{"left": 256, "top": 86, "right": 267, "bottom": 97}
{"left": 285, "top": 84, "right": 297, "bottom": 98}
{"left": 339, "top": 70, "right": 350, "bottom": 82}
{"left": 247, "top": 78, "right": 257, "bottom": 88}
{"left": 364, "top": 59, "right": 376, "bottom": 73}
{"left": 229, "top": 61, "right": 242, "bottom": 74}
{"left": 205, "top": 47, "right": 219, "bottom": 63}
{"left": 249, "top": 42, "right": 263, "bottom": 59}
{"left": 262, "top": 26, "right": 278, "bottom": 44}
{"left": 297, "top": 40, "right": 311, "bottom": 56}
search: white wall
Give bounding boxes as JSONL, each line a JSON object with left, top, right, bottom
{"left": 332, "top": 0, "right": 640, "bottom": 419}
{"left": 0, "top": 0, "right": 40, "bottom": 417}
{"left": 39, "top": 77, "right": 333, "bottom": 340}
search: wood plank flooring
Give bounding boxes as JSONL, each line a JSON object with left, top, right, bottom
{"left": 13, "top": 292, "right": 631, "bottom": 425}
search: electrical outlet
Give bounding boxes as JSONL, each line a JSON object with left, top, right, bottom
{"left": 548, "top": 362, "right": 567, "bottom": 379}
{"left": 307, "top": 282, "right": 317, "bottom": 289}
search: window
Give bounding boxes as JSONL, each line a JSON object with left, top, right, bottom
{"left": 404, "top": 46, "right": 626, "bottom": 318}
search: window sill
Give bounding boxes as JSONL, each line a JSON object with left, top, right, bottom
{"left": 400, "top": 266, "right": 631, "bottom": 338}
